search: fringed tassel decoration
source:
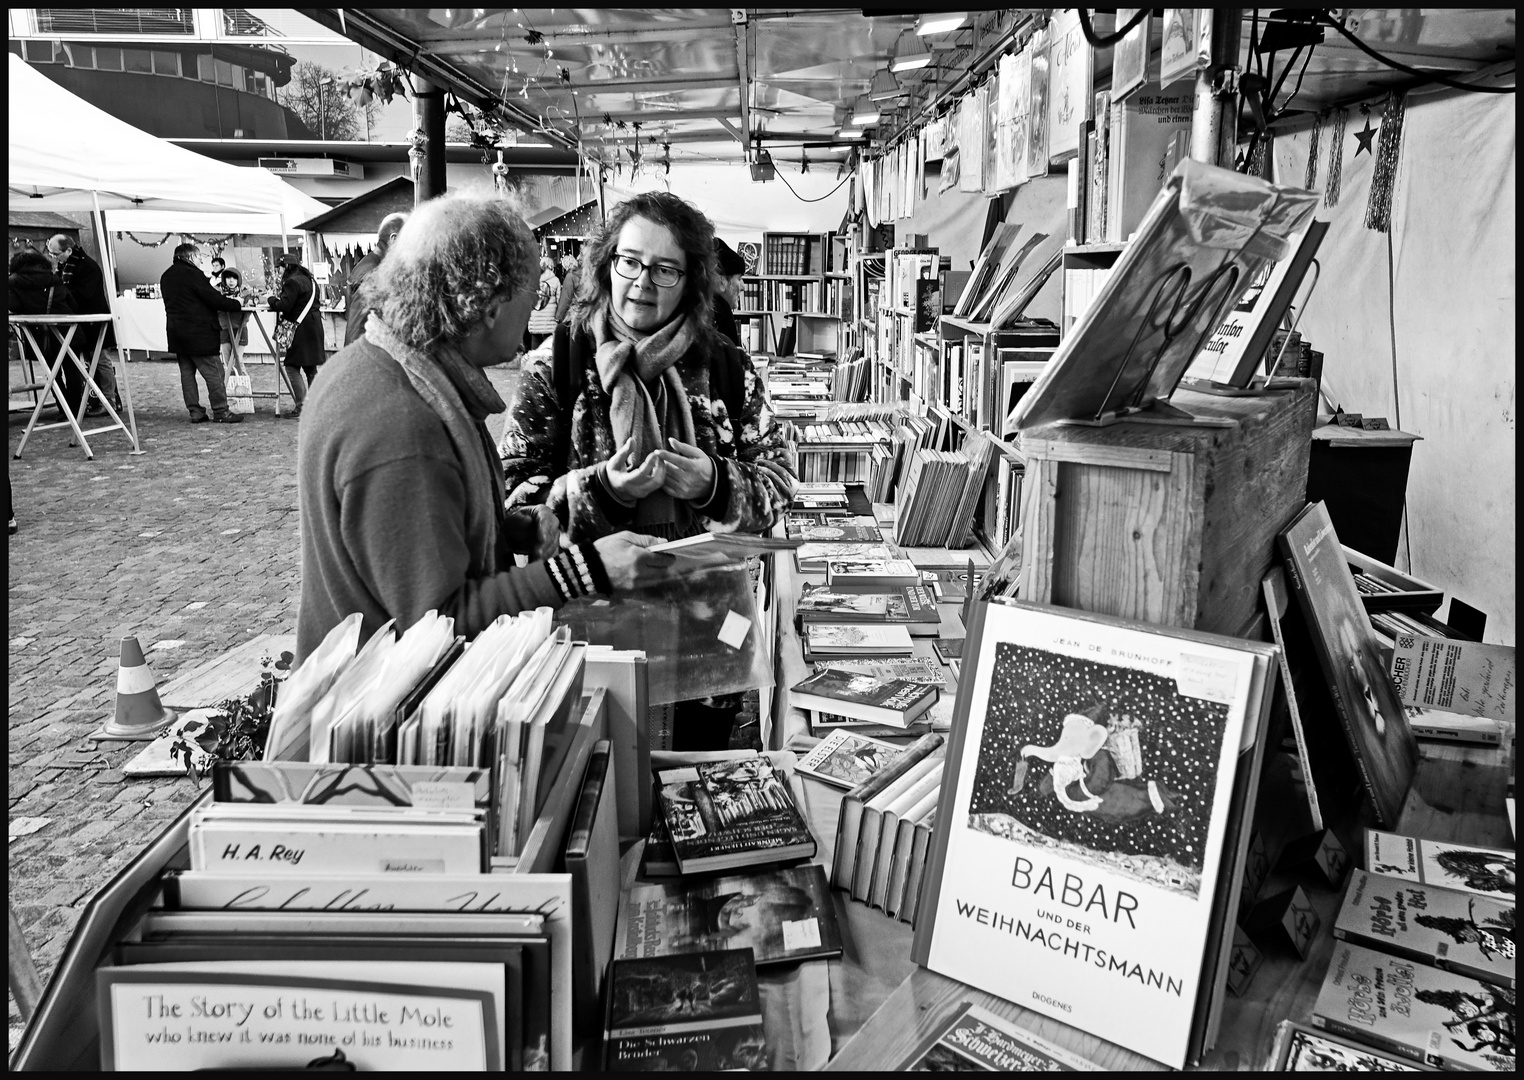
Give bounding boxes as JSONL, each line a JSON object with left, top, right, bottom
{"left": 1248, "top": 134, "right": 1270, "bottom": 180}
{"left": 1304, "top": 112, "right": 1324, "bottom": 192}
{"left": 1324, "top": 108, "right": 1347, "bottom": 207}
{"left": 1365, "top": 92, "right": 1407, "bottom": 233}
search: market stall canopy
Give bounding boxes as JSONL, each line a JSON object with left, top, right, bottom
{"left": 7, "top": 54, "right": 329, "bottom": 221}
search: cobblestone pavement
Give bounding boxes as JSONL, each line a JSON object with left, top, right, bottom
{"left": 5, "top": 356, "right": 529, "bottom": 1052}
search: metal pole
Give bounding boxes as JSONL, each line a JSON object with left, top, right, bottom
{"left": 1190, "top": 10, "right": 1242, "bottom": 168}
{"left": 90, "top": 190, "right": 142, "bottom": 453}
{"left": 413, "top": 75, "right": 447, "bottom": 204}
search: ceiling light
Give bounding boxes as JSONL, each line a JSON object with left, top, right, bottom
{"left": 837, "top": 126, "right": 864, "bottom": 139}
{"left": 891, "top": 50, "right": 933, "bottom": 72}
{"left": 916, "top": 12, "right": 967, "bottom": 36}
{"left": 850, "top": 95, "right": 880, "bottom": 126}
{"left": 869, "top": 69, "right": 901, "bottom": 101}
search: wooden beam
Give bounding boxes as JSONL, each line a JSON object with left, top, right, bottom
{"left": 717, "top": 118, "right": 746, "bottom": 145}
{"left": 733, "top": 10, "right": 752, "bottom": 158}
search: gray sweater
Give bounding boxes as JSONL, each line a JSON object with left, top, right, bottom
{"left": 296, "top": 337, "right": 593, "bottom": 661}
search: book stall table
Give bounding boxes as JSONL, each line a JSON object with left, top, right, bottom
{"left": 9, "top": 314, "right": 141, "bottom": 459}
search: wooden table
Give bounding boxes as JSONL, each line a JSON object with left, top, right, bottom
{"left": 9, "top": 314, "right": 142, "bottom": 459}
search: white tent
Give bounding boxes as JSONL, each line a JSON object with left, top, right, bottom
{"left": 7, "top": 55, "right": 328, "bottom": 222}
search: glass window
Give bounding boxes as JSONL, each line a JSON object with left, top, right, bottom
{"left": 152, "top": 50, "right": 179, "bottom": 76}
{"left": 123, "top": 48, "right": 152, "bottom": 74}
{"left": 197, "top": 53, "right": 214, "bottom": 82}
{"left": 23, "top": 40, "right": 57, "bottom": 63}
{"left": 215, "top": 58, "right": 235, "bottom": 86}
{"left": 94, "top": 45, "right": 122, "bottom": 70}
{"left": 63, "top": 44, "right": 95, "bottom": 68}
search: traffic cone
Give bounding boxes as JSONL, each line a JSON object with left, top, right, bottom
{"left": 101, "top": 636, "right": 176, "bottom": 740}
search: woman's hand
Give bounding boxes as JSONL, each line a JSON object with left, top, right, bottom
{"left": 657, "top": 438, "right": 716, "bottom": 501}
{"left": 502, "top": 504, "right": 561, "bottom": 560}
{"left": 605, "top": 437, "right": 666, "bottom": 503}
{"left": 593, "top": 531, "right": 678, "bottom": 591}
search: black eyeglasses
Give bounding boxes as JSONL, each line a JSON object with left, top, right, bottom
{"left": 612, "top": 254, "right": 684, "bottom": 288}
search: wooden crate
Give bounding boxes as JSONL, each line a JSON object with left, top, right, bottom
{"left": 1017, "top": 380, "right": 1318, "bottom": 638}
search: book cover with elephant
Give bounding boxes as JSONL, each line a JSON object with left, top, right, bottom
{"left": 913, "top": 600, "right": 1267, "bottom": 1069}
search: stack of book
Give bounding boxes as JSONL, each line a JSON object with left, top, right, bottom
{"left": 829, "top": 733, "right": 946, "bottom": 925}
{"left": 1309, "top": 828, "right": 1516, "bottom": 1070}
{"left": 806, "top": 656, "right": 955, "bottom": 737}
{"left": 796, "top": 581, "right": 942, "bottom": 636}
{"left": 784, "top": 513, "right": 881, "bottom": 543}
{"left": 794, "top": 540, "right": 898, "bottom": 573}
{"left": 791, "top": 481, "right": 849, "bottom": 511}
{"left": 801, "top": 622, "right": 916, "bottom": 662}
{"left": 791, "top": 418, "right": 894, "bottom": 484}
{"left": 790, "top": 665, "right": 940, "bottom": 729}
{"left": 651, "top": 754, "right": 817, "bottom": 875}
{"left": 831, "top": 349, "right": 871, "bottom": 402}
{"left": 893, "top": 429, "right": 995, "bottom": 549}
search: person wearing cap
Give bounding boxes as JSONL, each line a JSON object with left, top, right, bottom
{"left": 711, "top": 237, "right": 748, "bottom": 349}
{"left": 267, "top": 251, "right": 324, "bottom": 418}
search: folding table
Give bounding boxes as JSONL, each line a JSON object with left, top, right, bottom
{"left": 8, "top": 313, "right": 142, "bottom": 459}
{"left": 227, "top": 306, "right": 300, "bottom": 416}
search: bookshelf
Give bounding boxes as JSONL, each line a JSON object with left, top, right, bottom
{"left": 1060, "top": 241, "right": 1126, "bottom": 338}
{"left": 739, "top": 230, "right": 854, "bottom": 359}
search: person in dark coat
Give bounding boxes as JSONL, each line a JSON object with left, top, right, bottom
{"left": 161, "top": 242, "right": 244, "bottom": 423}
{"left": 267, "top": 252, "right": 325, "bottom": 418}
{"left": 711, "top": 237, "right": 748, "bottom": 349}
{"left": 8, "top": 248, "right": 83, "bottom": 416}
{"left": 343, "top": 212, "right": 408, "bottom": 347}
{"left": 45, "top": 234, "right": 118, "bottom": 414}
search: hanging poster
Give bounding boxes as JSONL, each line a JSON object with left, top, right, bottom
{"left": 959, "top": 88, "right": 986, "bottom": 193}
{"left": 994, "top": 52, "right": 1019, "bottom": 191}
{"left": 1111, "top": 10, "right": 1152, "bottom": 102}
{"left": 925, "top": 116, "right": 948, "bottom": 162}
{"left": 983, "top": 76, "right": 1001, "bottom": 196}
{"left": 1046, "top": 8, "right": 1093, "bottom": 164}
{"left": 1027, "top": 30, "right": 1052, "bottom": 178}
{"left": 1159, "top": 10, "right": 1199, "bottom": 88}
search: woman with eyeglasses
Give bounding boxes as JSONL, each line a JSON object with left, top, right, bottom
{"left": 500, "top": 192, "right": 795, "bottom": 750}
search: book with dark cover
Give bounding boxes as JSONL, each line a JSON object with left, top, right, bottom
{"left": 565, "top": 740, "right": 620, "bottom": 1037}
{"left": 1280, "top": 502, "right": 1418, "bottom": 826}
{"left": 797, "top": 583, "right": 942, "bottom": 635}
{"left": 898, "top": 1001, "right": 1103, "bottom": 1071}
{"left": 1313, "top": 942, "right": 1516, "bottom": 1072}
{"left": 641, "top": 793, "right": 681, "bottom": 877}
{"left": 616, "top": 864, "right": 842, "bottom": 967}
{"left": 655, "top": 756, "right": 816, "bottom": 874}
{"left": 932, "top": 638, "right": 965, "bottom": 664}
{"left": 1333, "top": 870, "right": 1515, "bottom": 989}
{"left": 1268, "top": 1020, "right": 1431, "bottom": 1071}
{"left": 922, "top": 566, "right": 973, "bottom": 602}
{"left": 789, "top": 666, "right": 938, "bottom": 727}
{"left": 604, "top": 949, "right": 768, "bottom": 1071}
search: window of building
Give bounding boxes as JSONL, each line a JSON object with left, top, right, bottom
{"left": 35, "top": 9, "right": 194, "bottom": 36}
{"left": 23, "top": 40, "right": 58, "bottom": 63}
{"left": 62, "top": 44, "right": 95, "bottom": 69}
{"left": 94, "top": 45, "right": 122, "bottom": 70}
{"left": 216, "top": 58, "right": 236, "bottom": 87}
{"left": 123, "top": 48, "right": 152, "bottom": 74}
{"left": 152, "top": 50, "right": 180, "bottom": 76}
{"left": 197, "top": 53, "right": 214, "bottom": 82}
{"left": 222, "top": 9, "right": 275, "bottom": 37}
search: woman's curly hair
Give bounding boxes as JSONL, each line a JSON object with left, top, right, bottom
{"left": 365, "top": 190, "right": 539, "bottom": 348}
{"left": 570, "top": 191, "right": 722, "bottom": 344}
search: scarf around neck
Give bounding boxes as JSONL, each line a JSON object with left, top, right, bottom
{"left": 366, "top": 314, "right": 506, "bottom": 575}
{"left": 592, "top": 304, "right": 699, "bottom": 529}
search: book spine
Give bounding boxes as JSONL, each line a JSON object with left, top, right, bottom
{"left": 852, "top": 808, "right": 884, "bottom": 902}
{"left": 1310, "top": 1016, "right": 1427, "bottom": 1067}
{"left": 832, "top": 797, "right": 864, "bottom": 889}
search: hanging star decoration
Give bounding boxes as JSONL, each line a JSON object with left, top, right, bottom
{"left": 558, "top": 66, "right": 571, "bottom": 85}
{"left": 525, "top": 29, "right": 543, "bottom": 46}
{"left": 1353, "top": 112, "right": 1378, "bottom": 156}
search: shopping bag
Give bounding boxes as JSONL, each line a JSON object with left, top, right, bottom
{"left": 226, "top": 372, "right": 255, "bottom": 415}
{"left": 273, "top": 318, "right": 296, "bottom": 355}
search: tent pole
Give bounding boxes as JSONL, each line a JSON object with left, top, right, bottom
{"left": 90, "top": 189, "right": 142, "bottom": 454}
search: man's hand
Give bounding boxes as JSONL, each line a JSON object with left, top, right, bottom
{"left": 657, "top": 438, "right": 716, "bottom": 501}
{"left": 593, "top": 531, "right": 678, "bottom": 591}
{"left": 605, "top": 437, "right": 666, "bottom": 503}
{"left": 502, "top": 504, "right": 560, "bottom": 560}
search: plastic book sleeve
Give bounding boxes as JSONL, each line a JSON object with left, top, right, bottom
{"left": 1176, "top": 158, "right": 1319, "bottom": 261}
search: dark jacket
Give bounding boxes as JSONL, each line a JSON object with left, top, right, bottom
{"left": 554, "top": 266, "right": 579, "bottom": 325}
{"left": 161, "top": 259, "right": 241, "bottom": 356}
{"left": 57, "top": 248, "right": 115, "bottom": 350}
{"left": 7, "top": 265, "right": 75, "bottom": 318}
{"left": 269, "top": 264, "right": 325, "bottom": 368}
{"left": 712, "top": 292, "right": 742, "bottom": 349}
{"left": 500, "top": 322, "right": 795, "bottom": 544}
{"left": 343, "top": 250, "right": 382, "bottom": 346}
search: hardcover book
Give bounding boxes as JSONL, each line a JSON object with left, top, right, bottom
{"left": 797, "top": 584, "right": 942, "bottom": 634}
{"left": 655, "top": 756, "right": 816, "bottom": 874}
{"left": 604, "top": 950, "right": 768, "bottom": 1071}
{"left": 615, "top": 864, "right": 842, "bottom": 967}
{"left": 802, "top": 622, "right": 916, "bottom": 660}
{"left": 790, "top": 666, "right": 938, "bottom": 728}
{"left": 1366, "top": 830, "right": 1516, "bottom": 902}
{"left": 1280, "top": 502, "right": 1418, "bottom": 826}
{"left": 1268, "top": 1020, "right": 1429, "bottom": 1071}
{"left": 912, "top": 599, "right": 1272, "bottom": 1069}
{"left": 796, "top": 729, "right": 907, "bottom": 791}
{"left": 785, "top": 514, "right": 883, "bottom": 543}
{"left": 1313, "top": 942, "right": 1516, "bottom": 1072}
{"left": 1333, "top": 870, "right": 1515, "bottom": 989}
{"left": 796, "top": 542, "right": 896, "bottom": 571}
{"left": 898, "top": 1001, "right": 1103, "bottom": 1071}
{"left": 825, "top": 559, "right": 923, "bottom": 590}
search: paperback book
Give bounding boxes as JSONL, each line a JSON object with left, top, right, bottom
{"left": 1313, "top": 942, "right": 1515, "bottom": 1071}
{"left": 655, "top": 755, "right": 816, "bottom": 874}
{"left": 789, "top": 666, "right": 939, "bottom": 728}
{"left": 1280, "top": 502, "right": 1418, "bottom": 826}
{"left": 797, "top": 583, "right": 942, "bottom": 634}
{"left": 1333, "top": 870, "right": 1515, "bottom": 988}
{"left": 1365, "top": 830, "right": 1516, "bottom": 902}
{"left": 785, "top": 514, "right": 883, "bottom": 543}
{"left": 604, "top": 950, "right": 768, "bottom": 1071}
{"left": 1268, "top": 1020, "right": 1430, "bottom": 1071}
{"left": 615, "top": 864, "right": 842, "bottom": 967}
{"left": 825, "top": 558, "right": 923, "bottom": 590}
{"left": 912, "top": 599, "right": 1274, "bottom": 1069}
{"left": 795, "top": 542, "right": 897, "bottom": 571}
{"left": 897, "top": 1001, "right": 1102, "bottom": 1071}
{"left": 796, "top": 729, "right": 907, "bottom": 791}
{"left": 801, "top": 622, "right": 915, "bottom": 661}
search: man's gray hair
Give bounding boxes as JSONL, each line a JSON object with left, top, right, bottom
{"left": 377, "top": 212, "right": 409, "bottom": 253}
{"left": 368, "top": 193, "right": 537, "bottom": 348}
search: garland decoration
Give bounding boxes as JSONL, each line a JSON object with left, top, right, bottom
{"left": 1304, "top": 111, "right": 1324, "bottom": 192}
{"left": 122, "top": 231, "right": 176, "bottom": 248}
{"left": 1324, "top": 107, "right": 1347, "bottom": 207}
{"left": 1364, "top": 91, "right": 1406, "bottom": 233}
